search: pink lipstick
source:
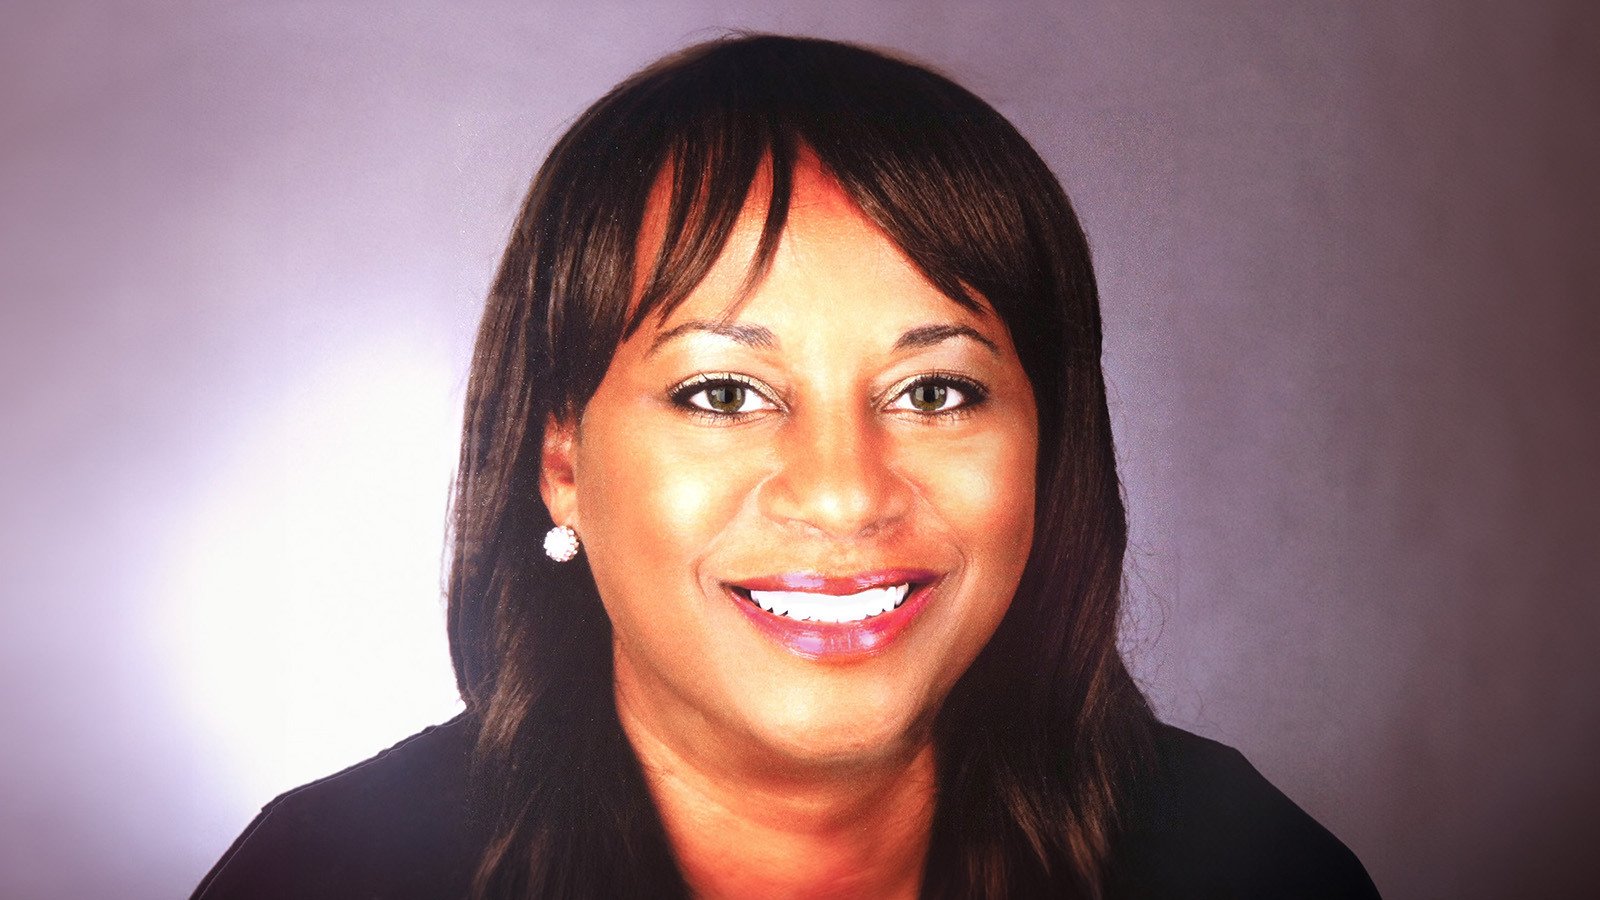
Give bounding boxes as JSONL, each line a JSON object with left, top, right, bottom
{"left": 726, "top": 569, "right": 939, "bottom": 659}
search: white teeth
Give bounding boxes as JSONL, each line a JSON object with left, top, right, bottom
{"left": 746, "top": 584, "right": 911, "bottom": 623}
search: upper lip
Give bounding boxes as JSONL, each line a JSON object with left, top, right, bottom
{"left": 729, "top": 568, "right": 939, "bottom": 595}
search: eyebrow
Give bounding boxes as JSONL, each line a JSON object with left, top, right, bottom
{"left": 646, "top": 320, "right": 778, "bottom": 357}
{"left": 645, "top": 320, "right": 999, "bottom": 357}
{"left": 893, "top": 324, "right": 999, "bottom": 356}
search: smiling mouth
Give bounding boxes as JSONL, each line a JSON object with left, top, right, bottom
{"left": 725, "top": 570, "right": 940, "bottom": 658}
{"left": 734, "top": 583, "right": 912, "bottom": 624}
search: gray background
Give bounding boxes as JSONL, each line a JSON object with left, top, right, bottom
{"left": 2, "top": 1, "right": 1595, "bottom": 898}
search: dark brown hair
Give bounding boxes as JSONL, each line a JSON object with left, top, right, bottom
{"left": 448, "top": 34, "right": 1154, "bottom": 899}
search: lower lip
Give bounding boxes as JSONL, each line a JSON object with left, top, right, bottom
{"left": 728, "top": 579, "right": 938, "bottom": 660}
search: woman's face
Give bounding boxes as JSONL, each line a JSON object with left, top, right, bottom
{"left": 542, "top": 157, "right": 1038, "bottom": 769}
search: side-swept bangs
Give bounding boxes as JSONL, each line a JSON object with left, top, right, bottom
{"left": 522, "top": 35, "right": 1100, "bottom": 450}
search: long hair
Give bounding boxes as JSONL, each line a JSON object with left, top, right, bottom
{"left": 447, "top": 34, "right": 1155, "bottom": 899}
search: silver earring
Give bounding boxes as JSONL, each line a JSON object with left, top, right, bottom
{"left": 544, "top": 525, "right": 580, "bottom": 562}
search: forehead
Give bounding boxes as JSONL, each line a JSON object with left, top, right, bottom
{"left": 633, "top": 150, "right": 993, "bottom": 337}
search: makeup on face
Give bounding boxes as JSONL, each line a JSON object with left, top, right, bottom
{"left": 725, "top": 569, "right": 940, "bottom": 658}
{"left": 544, "top": 152, "right": 1038, "bottom": 765}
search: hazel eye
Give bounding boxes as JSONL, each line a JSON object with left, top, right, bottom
{"left": 697, "top": 383, "right": 753, "bottom": 413}
{"left": 889, "top": 376, "right": 982, "bottom": 414}
{"left": 908, "top": 382, "right": 951, "bottom": 411}
{"left": 674, "top": 376, "right": 777, "bottom": 416}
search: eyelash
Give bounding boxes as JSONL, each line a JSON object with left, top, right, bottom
{"left": 668, "top": 371, "right": 987, "bottom": 422}
{"left": 670, "top": 373, "right": 777, "bottom": 420}
{"left": 884, "top": 372, "right": 988, "bottom": 418}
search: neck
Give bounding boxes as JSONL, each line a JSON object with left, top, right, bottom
{"left": 616, "top": 676, "right": 936, "bottom": 900}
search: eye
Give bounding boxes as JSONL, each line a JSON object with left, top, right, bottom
{"left": 672, "top": 374, "right": 778, "bottom": 416}
{"left": 887, "top": 375, "right": 984, "bottom": 414}
{"left": 904, "top": 382, "right": 955, "bottom": 412}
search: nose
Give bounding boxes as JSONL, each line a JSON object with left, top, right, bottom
{"left": 757, "top": 406, "right": 911, "bottom": 540}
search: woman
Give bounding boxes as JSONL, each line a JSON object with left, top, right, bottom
{"left": 193, "top": 35, "right": 1379, "bottom": 900}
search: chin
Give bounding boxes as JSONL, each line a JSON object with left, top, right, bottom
{"left": 735, "top": 681, "right": 933, "bottom": 771}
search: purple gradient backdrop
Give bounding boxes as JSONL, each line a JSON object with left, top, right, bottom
{"left": 2, "top": 2, "right": 1596, "bottom": 898}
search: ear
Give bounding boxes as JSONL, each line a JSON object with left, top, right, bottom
{"left": 539, "top": 413, "right": 580, "bottom": 532}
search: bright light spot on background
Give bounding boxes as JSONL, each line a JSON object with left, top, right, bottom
{"left": 162, "top": 337, "right": 467, "bottom": 815}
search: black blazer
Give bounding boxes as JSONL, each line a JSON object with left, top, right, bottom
{"left": 192, "top": 716, "right": 1379, "bottom": 899}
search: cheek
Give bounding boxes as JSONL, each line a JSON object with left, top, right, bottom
{"left": 893, "top": 419, "right": 1035, "bottom": 692}
{"left": 575, "top": 414, "right": 758, "bottom": 585}
{"left": 911, "top": 424, "right": 1037, "bottom": 575}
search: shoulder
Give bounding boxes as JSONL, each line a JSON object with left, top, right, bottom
{"left": 1111, "top": 724, "right": 1381, "bottom": 900}
{"left": 190, "top": 714, "right": 482, "bottom": 900}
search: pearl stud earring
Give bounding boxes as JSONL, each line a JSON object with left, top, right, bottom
{"left": 543, "top": 525, "right": 580, "bottom": 562}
